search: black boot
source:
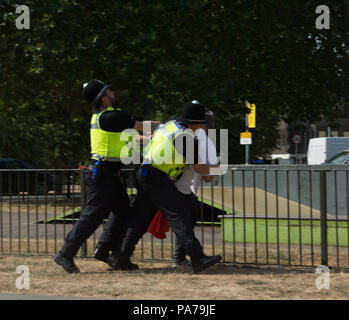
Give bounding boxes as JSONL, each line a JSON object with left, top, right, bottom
{"left": 107, "top": 253, "right": 139, "bottom": 271}
{"left": 93, "top": 244, "right": 110, "bottom": 263}
{"left": 172, "top": 258, "right": 190, "bottom": 268}
{"left": 191, "top": 255, "right": 222, "bottom": 273}
{"left": 54, "top": 252, "right": 80, "bottom": 274}
{"left": 185, "top": 238, "right": 221, "bottom": 273}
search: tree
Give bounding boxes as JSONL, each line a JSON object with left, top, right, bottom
{"left": 0, "top": 0, "right": 348, "bottom": 166}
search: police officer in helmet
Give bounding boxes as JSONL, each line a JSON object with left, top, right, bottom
{"left": 54, "top": 79, "right": 160, "bottom": 273}
{"left": 108, "top": 100, "right": 222, "bottom": 273}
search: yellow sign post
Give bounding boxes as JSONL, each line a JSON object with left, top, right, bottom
{"left": 244, "top": 101, "right": 256, "bottom": 164}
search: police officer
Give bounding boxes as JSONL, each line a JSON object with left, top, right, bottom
{"left": 54, "top": 79, "right": 160, "bottom": 273}
{"left": 172, "top": 109, "right": 217, "bottom": 267}
{"left": 108, "top": 101, "right": 222, "bottom": 273}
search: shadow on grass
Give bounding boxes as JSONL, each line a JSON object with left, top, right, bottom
{"left": 67, "top": 257, "right": 348, "bottom": 275}
{"left": 77, "top": 264, "right": 321, "bottom": 276}
{"left": 138, "top": 265, "right": 319, "bottom": 275}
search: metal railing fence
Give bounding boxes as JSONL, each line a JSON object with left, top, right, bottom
{"left": 0, "top": 165, "right": 348, "bottom": 269}
{"left": 213, "top": 165, "right": 349, "bottom": 269}
{"left": 0, "top": 169, "right": 80, "bottom": 255}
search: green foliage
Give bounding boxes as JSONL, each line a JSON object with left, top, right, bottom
{"left": 0, "top": 0, "right": 348, "bottom": 166}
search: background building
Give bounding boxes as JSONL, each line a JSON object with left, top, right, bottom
{"left": 270, "top": 107, "right": 349, "bottom": 164}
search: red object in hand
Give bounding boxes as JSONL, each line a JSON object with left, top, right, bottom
{"left": 148, "top": 210, "right": 169, "bottom": 239}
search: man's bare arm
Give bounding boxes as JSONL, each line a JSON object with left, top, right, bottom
{"left": 202, "top": 175, "right": 215, "bottom": 182}
{"left": 192, "top": 164, "right": 210, "bottom": 175}
{"left": 133, "top": 120, "right": 161, "bottom": 132}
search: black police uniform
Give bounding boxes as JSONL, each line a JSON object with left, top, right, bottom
{"left": 109, "top": 126, "right": 221, "bottom": 273}
{"left": 173, "top": 192, "right": 201, "bottom": 263}
{"left": 57, "top": 108, "right": 136, "bottom": 268}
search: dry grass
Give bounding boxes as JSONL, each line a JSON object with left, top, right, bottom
{"left": 1, "top": 254, "right": 349, "bottom": 300}
{"left": 1, "top": 206, "right": 349, "bottom": 300}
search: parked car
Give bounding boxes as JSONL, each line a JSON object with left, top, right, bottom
{"left": 0, "top": 158, "right": 64, "bottom": 195}
{"left": 325, "top": 150, "right": 349, "bottom": 165}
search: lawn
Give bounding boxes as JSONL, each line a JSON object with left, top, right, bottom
{"left": 220, "top": 216, "right": 349, "bottom": 247}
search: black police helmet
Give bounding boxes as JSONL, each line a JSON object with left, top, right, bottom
{"left": 82, "top": 80, "right": 111, "bottom": 107}
{"left": 178, "top": 100, "right": 208, "bottom": 125}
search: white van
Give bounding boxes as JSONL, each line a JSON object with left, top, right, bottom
{"left": 307, "top": 137, "right": 349, "bottom": 164}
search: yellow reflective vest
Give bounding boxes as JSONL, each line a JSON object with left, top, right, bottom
{"left": 143, "top": 120, "right": 196, "bottom": 181}
{"left": 90, "top": 107, "right": 132, "bottom": 161}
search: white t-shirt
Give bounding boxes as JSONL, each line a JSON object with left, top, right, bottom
{"left": 174, "top": 165, "right": 196, "bottom": 195}
{"left": 174, "top": 128, "right": 217, "bottom": 195}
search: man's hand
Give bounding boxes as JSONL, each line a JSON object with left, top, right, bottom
{"left": 138, "top": 135, "right": 152, "bottom": 145}
{"left": 149, "top": 121, "right": 161, "bottom": 131}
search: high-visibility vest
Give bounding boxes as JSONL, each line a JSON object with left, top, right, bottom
{"left": 90, "top": 107, "right": 134, "bottom": 161}
{"left": 143, "top": 120, "right": 196, "bottom": 181}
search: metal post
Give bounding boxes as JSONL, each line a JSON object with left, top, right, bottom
{"left": 304, "top": 131, "right": 308, "bottom": 164}
{"left": 319, "top": 170, "right": 328, "bottom": 266}
{"left": 327, "top": 127, "right": 332, "bottom": 137}
{"left": 245, "top": 112, "right": 250, "bottom": 165}
{"left": 80, "top": 169, "right": 87, "bottom": 257}
{"left": 295, "top": 143, "right": 299, "bottom": 164}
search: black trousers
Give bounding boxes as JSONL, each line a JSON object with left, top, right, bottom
{"left": 60, "top": 163, "right": 132, "bottom": 259}
{"left": 173, "top": 192, "right": 201, "bottom": 261}
{"left": 120, "top": 166, "right": 205, "bottom": 263}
